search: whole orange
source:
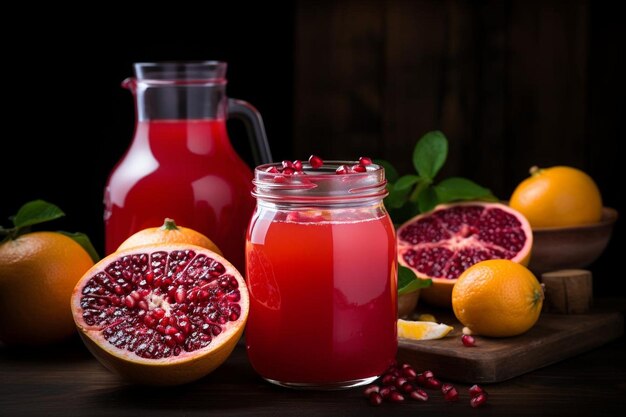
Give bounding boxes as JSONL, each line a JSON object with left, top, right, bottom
{"left": 510, "top": 166, "right": 603, "bottom": 228}
{"left": 0, "top": 232, "right": 94, "bottom": 344}
{"left": 452, "top": 259, "right": 543, "bottom": 337}
{"left": 117, "top": 218, "right": 222, "bottom": 255}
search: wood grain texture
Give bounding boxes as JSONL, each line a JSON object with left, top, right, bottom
{"left": 295, "top": 0, "right": 592, "bottom": 198}
{"left": 1, "top": 328, "right": 625, "bottom": 416}
{"left": 397, "top": 310, "right": 623, "bottom": 383}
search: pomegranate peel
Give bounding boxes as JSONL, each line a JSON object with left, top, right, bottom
{"left": 71, "top": 244, "right": 249, "bottom": 385}
{"left": 397, "top": 202, "right": 532, "bottom": 307}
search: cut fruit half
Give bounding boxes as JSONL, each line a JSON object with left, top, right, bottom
{"left": 71, "top": 244, "right": 248, "bottom": 385}
{"left": 397, "top": 202, "right": 532, "bottom": 307}
{"left": 397, "top": 320, "right": 453, "bottom": 340}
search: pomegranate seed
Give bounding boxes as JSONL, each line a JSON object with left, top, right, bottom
{"left": 470, "top": 392, "right": 488, "bottom": 408}
{"left": 282, "top": 167, "right": 295, "bottom": 175}
{"left": 351, "top": 164, "right": 366, "bottom": 173}
{"left": 442, "top": 383, "right": 459, "bottom": 402}
{"left": 424, "top": 377, "right": 442, "bottom": 389}
{"left": 265, "top": 166, "right": 279, "bottom": 173}
{"left": 469, "top": 384, "right": 485, "bottom": 397}
{"left": 389, "top": 391, "right": 405, "bottom": 403}
{"left": 292, "top": 160, "right": 303, "bottom": 171}
{"left": 124, "top": 295, "right": 135, "bottom": 308}
{"left": 359, "top": 156, "right": 373, "bottom": 166}
{"left": 410, "top": 388, "right": 429, "bottom": 402}
{"left": 152, "top": 308, "right": 165, "bottom": 319}
{"left": 143, "top": 315, "right": 156, "bottom": 327}
{"left": 281, "top": 160, "right": 294, "bottom": 169}
{"left": 137, "top": 300, "right": 149, "bottom": 311}
{"left": 379, "top": 386, "right": 394, "bottom": 399}
{"left": 441, "top": 383, "right": 455, "bottom": 394}
{"left": 363, "top": 385, "right": 380, "bottom": 397}
{"left": 462, "top": 334, "right": 476, "bottom": 347}
{"left": 401, "top": 383, "right": 415, "bottom": 393}
{"left": 422, "top": 370, "right": 434, "bottom": 379}
{"left": 335, "top": 165, "right": 351, "bottom": 174}
{"left": 402, "top": 367, "right": 417, "bottom": 379}
{"left": 416, "top": 373, "right": 426, "bottom": 386}
{"left": 175, "top": 287, "right": 186, "bottom": 303}
{"left": 369, "top": 392, "right": 383, "bottom": 406}
{"left": 308, "top": 155, "right": 323, "bottom": 168}
{"left": 165, "top": 326, "right": 178, "bottom": 336}
{"left": 174, "top": 332, "right": 185, "bottom": 344}
{"left": 381, "top": 374, "right": 396, "bottom": 385}
{"left": 395, "top": 377, "right": 408, "bottom": 389}
{"left": 164, "top": 335, "right": 176, "bottom": 347}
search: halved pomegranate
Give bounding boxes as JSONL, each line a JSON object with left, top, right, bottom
{"left": 397, "top": 202, "right": 532, "bottom": 307}
{"left": 71, "top": 244, "right": 248, "bottom": 385}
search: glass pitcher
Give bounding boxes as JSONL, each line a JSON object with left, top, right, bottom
{"left": 104, "top": 61, "right": 272, "bottom": 271}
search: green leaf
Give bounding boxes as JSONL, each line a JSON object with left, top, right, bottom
{"left": 58, "top": 231, "right": 101, "bottom": 263}
{"left": 412, "top": 131, "right": 448, "bottom": 180}
{"left": 12, "top": 200, "right": 65, "bottom": 228}
{"left": 394, "top": 175, "right": 420, "bottom": 191}
{"left": 417, "top": 186, "right": 439, "bottom": 213}
{"left": 385, "top": 183, "right": 410, "bottom": 209}
{"left": 434, "top": 177, "right": 497, "bottom": 204}
{"left": 375, "top": 159, "right": 399, "bottom": 183}
{"left": 387, "top": 200, "right": 421, "bottom": 226}
{"left": 398, "top": 265, "right": 432, "bottom": 295}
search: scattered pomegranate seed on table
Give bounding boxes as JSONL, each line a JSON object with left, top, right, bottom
{"left": 363, "top": 362, "right": 489, "bottom": 408}
{"left": 462, "top": 334, "right": 477, "bottom": 347}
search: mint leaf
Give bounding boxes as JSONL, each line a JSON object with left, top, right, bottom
{"left": 375, "top": 159, "right": 399, "bottom": 183}
{"left": 58, "top": 231, "right": 100, "bottom": 263}
{"left": 434, "top": 177, "right": 497, "bottom": 203}
{"left": 398, "top": 265, "right": 432, "bottom": 295}
{"left": 12, "top": 200, "right": 65, "bottom": 228}
{"left": 413, "top": 131, "right": 448, "bottom": 180}
{"left": 417, "top": 186, "right": 439, "bottom": 213}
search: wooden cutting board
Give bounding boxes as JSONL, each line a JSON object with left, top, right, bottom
{"left": 397, "top": 309, "right": 623, "bottom": 383}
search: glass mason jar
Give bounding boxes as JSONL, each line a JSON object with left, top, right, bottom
{"left": 245, "top": 160, "right": 397, "bottom": 389}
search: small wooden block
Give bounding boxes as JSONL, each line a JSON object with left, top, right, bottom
{"left": 541, "top": 269, "right": 593, "bottom": 314}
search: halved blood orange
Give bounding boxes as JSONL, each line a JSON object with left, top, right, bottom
{"left": 71, "top": 244, "right": 248, "bottom": 385}
{"left": 397, "top": 202, "right": 532, "bottom": 307}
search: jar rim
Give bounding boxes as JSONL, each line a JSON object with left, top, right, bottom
{"left": 252, "top": 160, "right": 388, "bottom": 205}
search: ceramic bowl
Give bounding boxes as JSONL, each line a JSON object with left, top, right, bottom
{"left": 528, "top": 207, "right": 618, "bottom": 274}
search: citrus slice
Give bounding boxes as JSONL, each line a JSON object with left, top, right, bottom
{"left": 397, "top": 319, "right": 453, "bottom": 340}
{"left": 71, "top": 244, "right": 248, "bottom": 385}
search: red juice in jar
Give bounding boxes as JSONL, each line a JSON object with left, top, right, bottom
{"left": 246, "top": 161, "right": 397, "bottom": 389}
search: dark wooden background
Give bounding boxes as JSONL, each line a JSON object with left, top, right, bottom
{"left": 0, "top": 1, "right": 623, "bottom": 294}
{"left": 293, "top": 0, "right": 623, "bottom": 294}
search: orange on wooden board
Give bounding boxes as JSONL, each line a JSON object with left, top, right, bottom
{"left": 452, "top": 259, "right": 544, "bottom": 337}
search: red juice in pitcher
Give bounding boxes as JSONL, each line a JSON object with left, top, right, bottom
{"left": 104, "top": 119, "right": 254, "bottom": 269}
{"left": 105, "top": 62, "right": 272, "bottom": 271}
{"left": 245, "top": 160, "right": 397, "bottom": 389}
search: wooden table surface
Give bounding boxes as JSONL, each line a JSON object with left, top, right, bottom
{"left": 2, "top": 312, "right": 625, "bottom": 417}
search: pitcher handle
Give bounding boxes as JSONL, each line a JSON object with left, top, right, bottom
{"left": 227, "top": 99, "right": 273, "bottom": 165}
